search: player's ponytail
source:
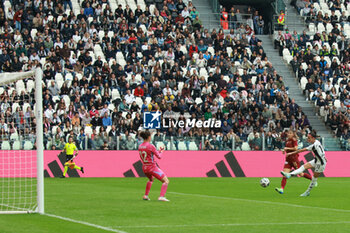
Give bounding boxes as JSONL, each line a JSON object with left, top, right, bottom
{"left": 140, "top": 130, "right": 151, "bottom": 140}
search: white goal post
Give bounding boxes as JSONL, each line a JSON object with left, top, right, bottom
{"left": 0, "top": 68, "right": 44, "bottom": 214}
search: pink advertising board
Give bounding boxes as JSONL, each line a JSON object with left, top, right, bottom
{"left": 1, "top": 150, "right": 349, "bottom": 178}
{"left": 42, "top": 150, "right": 350, "bottom": 178}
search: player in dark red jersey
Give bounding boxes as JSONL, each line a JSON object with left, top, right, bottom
{"left": 275, "top": 130, "right": 312, "bottom": 194}
{"left": 138, "top": 131, "right": 170, "bottom": 202}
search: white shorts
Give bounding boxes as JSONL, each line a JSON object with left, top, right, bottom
{"left": 308, "top": 159, "right": 327, "bottom": 173}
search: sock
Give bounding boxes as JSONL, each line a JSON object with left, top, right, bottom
{"left": 63, "top": 166, "right": 68, "bottom": 176}
{"left": 302, "top": 173, "right": 312, "bottom": 180}
{"left": 281, "top": 177, "right": 287, "bottom": 189}
{"left": 74, "top": 165, "right": 81, "bottom": 170}
{"left": 290, "top": 165, "right": 305, "bottom": 176}
{"left": 306, "top": 177, "right": 318, "bottom": 193}
{"left": 160, "top": 183, "right": 168, "bottom": 197}
{"left": 145, "top": 181, "right": 153, "bottom": 196}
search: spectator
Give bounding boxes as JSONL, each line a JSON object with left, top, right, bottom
{"left": 102, "top": 112, "right": 112, "bottom": 127}
{"left": 134, "top": 85, "right": 144, "bottom": 97}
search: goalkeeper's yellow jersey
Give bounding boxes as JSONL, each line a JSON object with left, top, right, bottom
{"left": 64, "top": 143, "right": 77, "bottom": 155}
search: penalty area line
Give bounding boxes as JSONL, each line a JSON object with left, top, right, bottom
{"left": 115, "top": 221, "right": 350, "bottom": 229}
{"left": 45, "top": 213, "right": 128, "bottom": 233}
{"left": 169, "top": 191, "right": 350, "bottom": 213}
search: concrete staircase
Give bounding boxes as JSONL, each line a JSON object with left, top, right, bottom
{"left": 283, "top": 0, "right": 308, "bottom": 34}
{"left": 192, "top": 0, "right": 220, "bottom": 31}
{"left": 258, "top": 35, "right": 341, "bottom": 150}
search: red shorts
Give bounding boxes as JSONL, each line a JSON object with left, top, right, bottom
{"left": 142, "top": 164, "right": 166, "bottom": 181}
{"left": 283, "top": 158, "right": 301, "bottom": 170}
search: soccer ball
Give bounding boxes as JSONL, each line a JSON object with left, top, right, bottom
{"left": 260, "top": 178, "right": 270, "bottom": 188}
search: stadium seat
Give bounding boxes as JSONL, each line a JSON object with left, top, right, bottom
{"left": 320, "top": 2, "right": 328, "bottom": 10}
{"left": 145, "top": 97, "right": 152, "bottom": 104}
{"left": 76, "top": 73, "right": 83, "bottom": 81}
{"left": 188, "top": 142, "right": 198, "bottom": 150}
{"left": 251, "top": 76, "right": 257, "bottom": 84}
{"left": 241, "top": 142, "right": 251, "bottom": 151}
{"left": 122, "top": 112, "right": 128, "bottom": 118}
{"left": 26, "top": 80, "right": 35, "bottom": 92}
{"left": 23, "top": 141, "right": 33, "bottom": 150}
{"left": 57, "top": 15, "right": 63, "bottom": 23}
{"left": 10, "top": 133, "right": 18, "bottom": 142}
{"left": 1, "top": 141, "right": 11, "bottom": 150}
{"left": 118, "top": 59, "right": 127, "bottom": 68}
{"left": 7, "top": 87, "right": 14, "bottom": 96}
{"left": 156, "top": 141, "right": 166, "bottom": 150}
{"left": 65, "top": 73, "right": 73, "bottom": 81}
{"left": 309, "top": 23, "right": 316, "bottom": 33}
{"left": 46, "top": 140, "right": 52, "bottom": 150}
{"left": 112, "top": 89, "right": 120, "bottom": 100}
{"left": 106, "top": 126, "right": 112, "bottom": 134}
{"left": 85, "top": 126, "right": 93, "bottom": 136}
{"left": 223, "top": 76, "right": 230, "bottom": 83}
{"left": 207, "top": 47, "right": 214, "bottom": 55}
{"left": 22, "top": 103, "right": 30, "bottom": 112}
{"left": 226, "top": 47, "right": 233, "bottom": 57}
{"left": 199, "top": 68, "right": 208, "bottom": 77}
{"left": 334, "top": 84, "right": 339, "bottom": 94}
{"left": 135, "top": 97, "right": 143, "bottom": 107}
{"left": 108, "top": 103, "right": 115, "bottom": 111}
{"left": 326, "top": 23, "right": 333, "bottom": 33}
{"left": 195, "top": 98, "right": 203, "bottom": 105}
{"left": 131, "top": 112, "right": 136, "bottom": 120}
{"left": 139, "top": 24, "right": 147, "bottom": 33}
{"left": 55, "top": 73, "right": 64, "bottom": 82}
{"left": 282, "top": 48, "right": 290, "bottom": 57}
{"left": 62, "top": 95, "right": 71, "bottom": 106}
{"left": 16, "top": 80, "right": 25, "bottom": 94}
{"left": 31, "top": 29, "right": 37, "bottom": 39}
{"left": 300, "top": 77, "right": 307, "bottom": 90}
{"left": 317, "top": 23, "right": 325, "bottom": 33}
{"left": 3, "top": 0, "right": 11, "bottom": 9}
{"left": 178, "top": 141, "right": 187, "bottom": 150}
{"left": 334, "top": 99, "right": 341, "bottom": 108}
{"left": 56, "top": 80, "right": 64, "bottom": 89}
{"left": 12, "top": 141, "right": 21, "bottom": 150}
{"left": 12, "top": 103, "right": 20, "bottom": 113}
{"left": 95, "top": 126, "right": 101, "bottom": 134}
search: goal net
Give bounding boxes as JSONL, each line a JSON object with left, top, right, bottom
{"left": 0, "top": 68, "right": 44, "bottom": 214}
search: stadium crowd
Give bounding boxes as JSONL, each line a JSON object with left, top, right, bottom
{"left": 276, "top": 0, "right": 350, "bottom": 149}
{"left": 0, "top": 0, "right": 313, "bottom": 151}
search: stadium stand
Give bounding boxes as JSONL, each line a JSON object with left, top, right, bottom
{"left": 0, "top": 0, "right": 313, "bottom": 151}
{"left": 278, "top": 0, "right": 350, "bottom": 150}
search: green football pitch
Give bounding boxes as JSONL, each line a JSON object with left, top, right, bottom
{"left": 1, "top": 177, "right": 350, "bottom": 233}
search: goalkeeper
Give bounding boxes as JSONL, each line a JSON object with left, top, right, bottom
{"left": 61, "top": 136, "right": 84, "bottom": 178}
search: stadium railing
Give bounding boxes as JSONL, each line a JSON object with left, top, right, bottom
{"left": 209, "top": 0, "right": 221, "bottom": 14}
{"left": 272, "top": 14, "right": 309, "bottom": 34}
{"left": 198, "top": 13, "right": 253, "bottom": 31}
{"left": 56, "top": 134, "right": 315, "bottom": 152}
{"left": 1, "top": 132, "right": 336, "bottom": 151}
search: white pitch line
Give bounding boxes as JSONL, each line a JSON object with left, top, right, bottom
{"left": 45, "top": 213, "right": 128, "bottom": 233}
{"left": 169, "top": 192, "right": 350, "bottom": 213}
{"left": 115, "top": 221, "right": 350, "bottom": 229}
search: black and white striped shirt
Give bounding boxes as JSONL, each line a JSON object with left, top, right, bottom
{"left": 307, "top": 140, "right": 327, "bottom": 165}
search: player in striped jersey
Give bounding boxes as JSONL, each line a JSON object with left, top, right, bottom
{"left": 281, "top": 132, "right": 327, "bottom": 196}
